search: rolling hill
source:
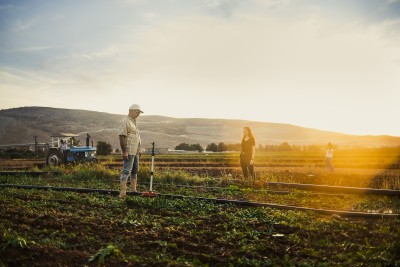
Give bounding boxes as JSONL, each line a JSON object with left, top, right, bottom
{"left": 0, "top": 106, "right": 399, "bottom": 151}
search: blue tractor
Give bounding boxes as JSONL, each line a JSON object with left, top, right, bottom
{"left": 46, "top": 133, "right": 97, "bottom": 166}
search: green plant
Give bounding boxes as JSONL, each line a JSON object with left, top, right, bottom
{"left": 122, "top": 210, "right": 141, "bottom": 226}
{"left": 89, "top": 243, "right": 123, "bottom": 266}
{"left": 1, "top": 230, "right": 34, "bottom": 251}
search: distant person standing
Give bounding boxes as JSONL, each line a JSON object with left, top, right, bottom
{"left": 118, "top": 104, "right": 143, "bottom": 198}
{"left": 326, "top": 142, "right": 335, "bottom": 172}
{"left": 240, "top": 127, "right": 256, "bottom": 179}
{"left": 60, "top": 139, "right": 69, "bottom": 163}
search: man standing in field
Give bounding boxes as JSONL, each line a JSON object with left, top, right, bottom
{"left": 60, "top": 139, "right": 69, "bottom": 163}
{"left": 118, "top": 104, "right": 143, "bottom": 198}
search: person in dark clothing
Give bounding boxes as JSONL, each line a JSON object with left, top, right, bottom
{"left": 240, "top": 126, "right": 256, "bottom": 179}
{"left": 60, "top": 139, "right": 69, "bottom": 163}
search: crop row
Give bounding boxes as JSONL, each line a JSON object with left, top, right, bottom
{"left": 1, "top": 185, "right": 400, "bottom": 266}
{"left": 1, "top": 163, "right": 400, "bottom": 214}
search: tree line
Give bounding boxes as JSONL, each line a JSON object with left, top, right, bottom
{"left": 68, "top": 140, "right": 331, "bottom": 155}
{"left": 97, "top": 140, "right": 332, "bottom": 155}
{"left": 174, "top": 142, "right": 329, "bottom": 152}
{"left": 0, "top": 140, "right": 330, "bottom": 159}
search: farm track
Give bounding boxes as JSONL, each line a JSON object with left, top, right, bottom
{"left": 1, "top": 183, "right": 399, "bottom": 219}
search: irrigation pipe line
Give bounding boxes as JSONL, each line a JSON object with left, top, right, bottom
{"left": 1, "top": 184, "right": 399, "bottom": 219}
{"left": 203, "top": 177, "right": 400, "bottom": 196}
{"left": 266, "top": 182, "right": 400, "bottom": 196}
{"left": 120, "top": 180, "right": 400, "bottom": 197}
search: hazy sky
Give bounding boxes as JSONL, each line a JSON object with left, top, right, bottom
{"left": 1, "top": 0, "right": 400, "bottom": 136}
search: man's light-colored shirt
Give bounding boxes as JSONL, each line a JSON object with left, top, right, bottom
{"left": 118, "top": 116, "right": 141, "bottom": 155}
{"left": 60, "top": 143, "right": 68, "bottom": 150}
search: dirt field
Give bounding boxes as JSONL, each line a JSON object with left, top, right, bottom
{"left": 1, "top": 149, "right": 400, "bottom": 266}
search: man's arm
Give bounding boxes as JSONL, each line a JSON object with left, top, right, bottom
{"left": 119, "top": 135, "right": 128, "bottom": 160}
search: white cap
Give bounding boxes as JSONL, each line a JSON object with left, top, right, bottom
{"left": 129, "top": 104, "right": 144, "bottom": 113}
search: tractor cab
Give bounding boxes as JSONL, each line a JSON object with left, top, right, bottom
{"left": 46, "top": 133, "right": 97, "bottom": 166}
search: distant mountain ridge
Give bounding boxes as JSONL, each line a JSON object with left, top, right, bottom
{"left": 0, "top": 106, "right": 399, "bottom": 150}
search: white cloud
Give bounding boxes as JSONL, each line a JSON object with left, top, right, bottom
{"left": 9, "top": 46, "right": 62, "bottom": 52}
{"left": 14, "top": 18, "right": 39, "bottom": 31}
{"left": 203, "top": 0, "right": 240, "bottom": 14}
{"left": 83, "top": 45, "right": 121, "bottom": 60}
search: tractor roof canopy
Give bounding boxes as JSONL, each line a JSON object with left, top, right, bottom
{"left": 51, "top": 133, "right": 80, "bottom": 138}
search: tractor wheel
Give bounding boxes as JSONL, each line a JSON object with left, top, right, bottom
{"left": 46, "top": 149, "right": 63, "bottom": 166}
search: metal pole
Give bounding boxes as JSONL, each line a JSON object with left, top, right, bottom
{"left": 149, "top": 142, "right": 155, "bottom": 192}
{"left": 86, "top": 133, "right": 90, "bottom": 147}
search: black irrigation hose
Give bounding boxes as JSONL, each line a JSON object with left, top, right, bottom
{"left": 266, "top": 182, "right": 400, "bottom": 196}
{"left": 133, "top": 180, "right": 400, "bottom": 197}
{"left": 207, "top": 177, "right": 400, "bottom": 196}
{"left": 115, "top": 179, "right": 399, "bottom": 197}
{"left": 0, "top": 184, "right": 122, "bottom": 195}
{"left": 1, "top": 184, "right": 399, "bottom": 219}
